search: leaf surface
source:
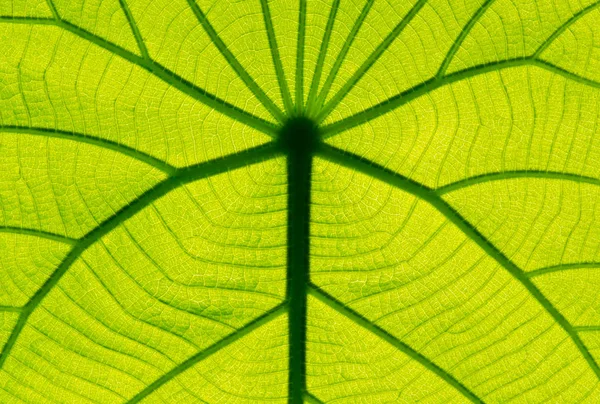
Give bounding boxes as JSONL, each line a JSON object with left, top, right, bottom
{"left": 1, "top": 0, "right": 600, "bottom": 402}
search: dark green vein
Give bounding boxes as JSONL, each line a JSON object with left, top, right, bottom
{"left": 436, "top": 170, "right": 600, "bottom": 195}
{"left": 312, "top": 0, "right": 374, "bottom": 117}
{"left": 0, "top": 144, "right": 279, "bottom": 369}
{"left": 436, "top": 0, "right": 496, "bottom": 77}
{"left": 316, "top": 0, "right": 429, "bottom": 121}
{"left": 318, "top": 144, "right": 600, "bottom": 380}
{"left": 295, "top": 0, "right": 307, "bottom": 114}
{"left": 44, "top": 0, "right": 59, "bottom": 19}
{"left": 126, "top": 304, "right": 287, "bottom": 403}
{"left": 320, "top": 58, "right": 529, "bottom": 136}
{"left": 320, "top": 57, "right": 600, "bottom": 138}
{"left": 260, "top": 0, "right": 294, "bottom": 114}
{"left": 575, "top": 326, "right": 600, "bottom": 332}
{"left": 0, "top": 306, "right": 21, "bottom": 313}
{"left": 185, "top": 0, "right": 285, "bottom": 123}
{"left": 281, "top": 119, "right": 316, "bottom": 403}
{"left": 0, "top": 16, "right": 278, "bottom": 137}
{"left": 0, "top": 227, "right": 77, "bottom": 245}
{"left": 527, "top": 263, "right": 600, "bottom": 278}
{"left": 534, "top": 0, "right": 600, "bottom": 57}
{"left": 304, "top": 0, "right": 341, "bottom": 114}
{"left": 0, "top": 16, "right": 55, "bottom": 24}
{"left": 118, "top": 0, "right": 150, "bottom": 60}
{"left": 304, "top": 392, "right": 325, "bottom": 404}
{"left": 308, "top": 286, "right": 483, "bottom": 403}
{"left": 0, "top": 126, "right": 176, "bottom": 174}
{"left": 533, "top": 58, "right": 600, "bottom": 88}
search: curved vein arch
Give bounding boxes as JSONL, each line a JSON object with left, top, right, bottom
{"left": 320, "top": 58, "right": 600, "bottom": 137}
{"left": 308, "top": 286, "right": 483, "bottom": 404}
{"left": 95, "top": 240, "right": 238, "bottom": 331}
{"left": 318, "top": 144, "right": 600, "bottom": 380}
{"left": 184, "top": 0, "right": 286, "bottom": 123}
{"left": 527, "top": 263, "right": 600, "bottom": 278}
{"left": 0, "top": 16, "right": 279, "bottom": 137}
{"left": 435, "top": 171, "right": 600, "bottom": 195}
{"left": 0, "top": 226, "right": 77, "bottom": 245}
{"left": 533, "top": 0, "right": 600, "bottom": 57}
{"left": 126, "top": 304, "right": 287, "bottom": 404}
{"left": 0, "top": 144, "right": 279, "bottom": 369}
{"left": 436, "top": 0, "right": 496, "bottom": 78}
{"left": 316, "top": 0, "right": 429, "bottom": 121}
{"left": 0, "top": 126, "right": 176, "bottom": 175}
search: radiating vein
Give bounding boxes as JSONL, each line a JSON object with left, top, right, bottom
{"left": 308, "top": 285, "right": 483, "bottom": 404}
{"left": 0, "top": 16, "right": 279, "bottom": 137}
{"left": 0, "top": 126, "right": 176, "bottom": 174}
{"left": 321, "top": 58, "right": 600, "bottom": 138}
{"left": 0, "top": 227, "right": 77, "bottom": 245}
{"left": 260, "top": 0, "right": 294, "bottom": 114}
{"left": 534, "top": 0, "right": 600, "bottom": 57}
{"left": 435, "top": 171, "right": 600, "bottom": 195}
{"left": 295, "top": 0, "right": 307, "bottom": 114}
{"left": 0, "top": 144, "right": 280, "bottom": 370}
{"left": 527, "top": 263, "right": 600, "bottom": 278}
{"left": 316, "top": 0, "right": 429, "bottom": 121}
{"left": 185, "top": 0, "right": 286, "bottom": 123}
{"left": 318, "top": 144, "right": 600, "bottom": 380}
{"left": 436, "top": 0, "right": 496, "bottom": 77}
{"left": 126, "top": 304, "right": 287, "bottom": 403}
{"left": 118, "top": 0, "right": 150, "bottom": 60}
{"left": 305, "top": 0, "right": 341, "bottom": 114}
{"left": 312, "top": 0, "right": 374, "bottom": 116}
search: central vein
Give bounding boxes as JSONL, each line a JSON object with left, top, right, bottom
{"left": 280, "top": 117, "right": 319, "bottom": 403}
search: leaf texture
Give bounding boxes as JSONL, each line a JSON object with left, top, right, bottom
{"left": 1, "top": 0, "right": 600, "bottom": 403}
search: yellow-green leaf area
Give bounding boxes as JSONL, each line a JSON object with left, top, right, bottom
{"left": 1, "top": 0, "right": 600, "bottom": 403}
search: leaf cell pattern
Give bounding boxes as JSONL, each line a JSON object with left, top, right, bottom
{"left": 1, "top": 0, "right": 600, "bottom": 402}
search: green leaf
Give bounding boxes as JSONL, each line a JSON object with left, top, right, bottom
{"left": 1, "top": 0, "right": 600, "bottom": 402}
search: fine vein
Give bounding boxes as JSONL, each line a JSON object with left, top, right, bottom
{"left": 317, "top": 0, "right": 429, "bottom": 121}
{"left": 304, "top": 0, "right": 341, "bottom": 114}
{"left": 321, "top": 58, "right": 600, "bottom": 137}
{"left": 435, "top": 170, "right": 600, "bottom": 195}
{"left": 312, "top": 0, "right": 375, "bottom": 115}
{"left": 0, "top": 16, "right": 278, "bottom": 137}
{"left": 0, "top": 144, "right": 279, "bottom": 369}
{"left": 118, "top": 0, "right": 150, "bottom": 60}
{"left": 185, "top": 0, "right": 286, "bottom": 123}
{"left": 127, "top": 304, "right": 287, "bottom": 403}
{"left": 260, "top": 0, "right": 294, "bottom": 114}
{"left": 318, "top": 144, "right": 600, "bottom": 380}
{"left": 0, "top": 126, "right": 176, "bottom": 175}
{"left": 534, "top": 0, "right": 600, "bottom": 57}
{"left": 527, "top": 263, "right": 600, "bottom": 278}
{"left": 309, "top": 286, "right": 483, "bottom": 403}
{"left": 436, "top": 0, "right": 495, "bottom": 77}
{"left": 0, "top": 227, "right": 77, "bottom": 245}
{"left": 295, "top": 0, "right": 307, "bottom": 114}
